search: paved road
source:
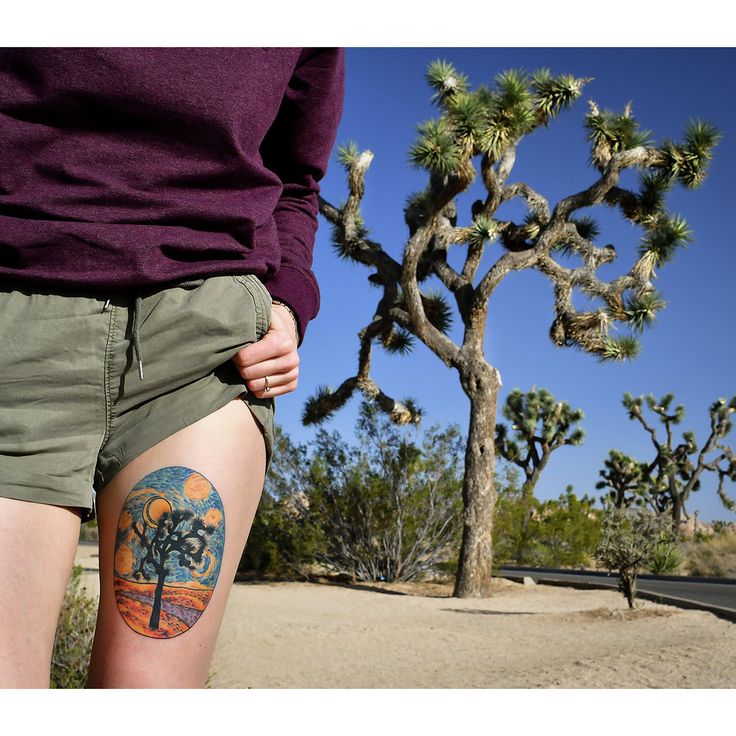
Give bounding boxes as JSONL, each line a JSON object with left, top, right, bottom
{"left": 498, "top": 565, "right": 736, "bottom": 622}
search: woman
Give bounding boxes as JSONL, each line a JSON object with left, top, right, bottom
{"left": 0, "top": 47, "right": 345, "bottom": 687}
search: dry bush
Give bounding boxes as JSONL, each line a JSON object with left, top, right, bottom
{"left": 51, "top": 564, "right": 97, "bottom": 688}
{"left": 678, "top": 528, "right": 736, "bottom": 577}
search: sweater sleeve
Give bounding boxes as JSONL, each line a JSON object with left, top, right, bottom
{"left": 259, "top": 47, "right": 346, "bottom": 347}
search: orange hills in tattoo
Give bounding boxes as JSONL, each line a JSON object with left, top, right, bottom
{"left": 114, "top": 575, "right": 214, "bottom": 638}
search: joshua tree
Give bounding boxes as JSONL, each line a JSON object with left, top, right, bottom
{"left": 596, "top": 449, "right": 651, "bottom": 510}
{"left": 495, "top": 387, "right": 584, "bottom": 559}
{"left": 621, "top": 392, "right": 736, "bottom": 536}
{"left": 309, "top": 58, "right": 720, "bottom": 597}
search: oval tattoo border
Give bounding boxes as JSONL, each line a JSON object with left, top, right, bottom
{"left": 112, "top": 466, "right": 226, "bottom": 639}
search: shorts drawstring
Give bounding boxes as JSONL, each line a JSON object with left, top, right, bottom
{"left": 102, "top": 278, "right": 206, "bottom": 382}
{"left": 132, "top": 294, "right": 145, "bottom": 380}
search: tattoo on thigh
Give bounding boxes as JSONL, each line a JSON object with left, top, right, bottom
{"left": 112, "top": 466, "right": 226, "bottom": 639}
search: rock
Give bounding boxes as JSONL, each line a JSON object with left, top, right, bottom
{"left": 523, "top": 576, "right": 537, "bottom": 586}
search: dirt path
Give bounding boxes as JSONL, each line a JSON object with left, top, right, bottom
{"left": 74, "top": 543, "right": 734, "bottom": 688}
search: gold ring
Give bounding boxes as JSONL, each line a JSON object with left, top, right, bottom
{"left": 264, "top": 375, "right": 271, "bottom": 392}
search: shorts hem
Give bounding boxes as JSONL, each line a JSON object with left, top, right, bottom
{"left": 0, "top": 472, "right": 95, "bottom": 523}
{"left": 94, "top": 375, "right": 274, "bottom": 493}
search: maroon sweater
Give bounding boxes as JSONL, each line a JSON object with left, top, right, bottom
{"left": 0, "top": 47, "right": 346, "bottom": 346}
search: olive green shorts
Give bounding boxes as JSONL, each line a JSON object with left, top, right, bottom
{"left": 0, "top": 273, "right": 275, "bottom": 524}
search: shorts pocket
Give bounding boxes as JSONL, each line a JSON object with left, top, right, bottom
{"left": 232, "top": 274, "right": 272, "bottom": 341}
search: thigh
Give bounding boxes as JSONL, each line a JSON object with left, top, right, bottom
{"left": 0, "top": 497, "right": 82, "bottom": 687}
{"left": 87, "top": 396, "right": 267, "bottom": 688}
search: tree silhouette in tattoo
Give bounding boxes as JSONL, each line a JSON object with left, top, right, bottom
{"left": 127, "top": 508, "right": 218, "bottom": 630}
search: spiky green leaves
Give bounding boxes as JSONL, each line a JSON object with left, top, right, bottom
{"left": 403, "top": 289, "right": 452, "bottom": 334}
{"left": 412, "top": 62, "right": 590, "bottom": 175}
{"left": 302, "top": 384, "right": 343, "bottom": 426}
{"left": 531, "top": 68, "right": 590, "bottom": 126}
{"left": 425, "top": 59, "right": 471, "bottom": 107}
{"left": 638, "top": 213, "right": 694, "bottom": 266}
{"left": 596, "top": 449, "right": 649, "bottom": 508}
{"left": 381, "top": 327, "right": 416, "bottom": 355}
{"left": 496, "top": 388, "right": 585, "bottom": 491}
{"left": 660, "top": 118, "right": 721, "bottom": 189}
{"left": 618, "top": 291, "right": 667, "bottom": 332}
{"left": 408, "top": 118, "right": 463, "bottom": 177}
{"left": 498, "top": 388, "right": 585, "bottom": 450}
{"left": 599, "top": 335, "right": 640, "bottom": 362}
{"left": 467, "top": 214, "right": 498, "bottom": 249}
{"left": 584, "top": 102, "right": 654, "bottom": 165}
{"left": 336, "top": 140, "right": 361, "bottom": 169}
{"left": 329, "top": 204, "right": 369, "bottom": 260}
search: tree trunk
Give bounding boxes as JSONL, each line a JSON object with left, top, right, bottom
{"left": 672, "top": 492, "right": 683, "bottom": 539}
{"left": 149, "top": 563, "right": 168, "bottom": 630}
{"left": 453, "top": 364, "right": 500, "bottom": 598}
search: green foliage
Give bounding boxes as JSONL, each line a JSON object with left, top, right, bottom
{"left": 638, "top": 213, "right": 694, "bottom": 266}
{"left": 302, "top": 384, "right": 340, "bottom": 425}
{"left": 381, "top": 326, "right": 416, "bottom": 355}
{"left": 240, "top": 427, "right": 322, "bottom": 579}
{"left": 531, "top": 68, "right": 589, "bottom": 125}
{"left": 425, "top": 58, "right": 471, "bottom": 107}
{"left": 466, "top": 213, "right": 498, "bottom": 249}
{"left": 241, "top": 405, "right": 465, "bottom": 583}
{"left": 571, "top": 214, "right": 601, "bottom": 242}
{"left": 79, "top": 518, "right": 99, "bottom": 542}
{"left": 495, "top": 387, "right": 585, "bottom": 478}
{"left": 596, "top": 449, "right": 650, "bottom": 509}
{"left": 599, "top": 334, "right": 640, "bottom": 362}
{"left": 50, "top": 565, "right": 97, "bottom": 689}
{"left": 659, "top": 119, "right": 722, "bottom": 189}
{"left": 336, "top": 140, "right": 361, "bottom": 169}
{"left": 619, "top": 290, "right": 667, "bottom": 332}
{"left": 408, "top": 117, "right": 464, "bottom": 176}
{"left": 411, "top": 62, "right": 590, "bottom": 172}
{"left": 648, "top": 537, "right": 684, "bottom": 574}
{"left": 636, "top": 171, "right": 671, "bottom": 218}
{"left": 594, "top": 506, "right": 677, "bottom": 608}
{"left": 584, "top": 103, "right": 654, "bottom": 160}
{"left": 329, "top": 204, "right": 369, "bottom": 257}
{"left": 493, "top": 466, "right": 601, "bottom": 568}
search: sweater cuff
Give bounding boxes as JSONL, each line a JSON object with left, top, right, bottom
{"left": 263, "top": 264, "right": 320, "bottom": 348}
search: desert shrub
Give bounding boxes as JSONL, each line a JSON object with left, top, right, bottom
{"left": 647, "top": 537, "right": 684, "bottom": 574}
{"left": 493, "top": 466, "right": 601, "bottom": 569}
{"left": 241, "top": 402, "right": 464, "bottom": 582}
{"left": 678, "top": 527, "right": 736, "bottom": 577}
{"left": 51, "top": 564, "right": 98, "bottom": 689}
{"left": 595, "top": 507, "right": 677, "bottom": 608}
{"left": 79, "top": 518, "right": 99, "bottom": 542}
{"left": 240, "top": 426, "right": 324, "bottom": 579}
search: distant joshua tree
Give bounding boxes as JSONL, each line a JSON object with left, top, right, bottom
{"left": 613, "top": 393, "right": 736, "bottom": 537}
{"left": 495, "top": 387, "right": 584, "bottom": 560}
{"left": 309, "top": 58, "right": 720, "bottom": 597}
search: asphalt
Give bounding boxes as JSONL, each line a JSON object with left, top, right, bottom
{"left": 498, "top": 565, "right": 736, "bottom": 622}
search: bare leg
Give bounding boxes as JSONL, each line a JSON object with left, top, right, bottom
{"left": 86, "top": 397, "right": 268, "bottom": 688}
{"left": 0, "top": 498, "right": 82, "bottom": 687}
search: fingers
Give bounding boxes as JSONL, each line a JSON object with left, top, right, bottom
{"left": 248, "top": 367, "right": 299, "bottom": 398}
{"left": 231, "top": 328, "right": 300, "bottom": 398}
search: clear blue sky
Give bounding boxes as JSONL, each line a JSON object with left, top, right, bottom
{"left": 277, "top": 47, "right": 735, "bottom": 524}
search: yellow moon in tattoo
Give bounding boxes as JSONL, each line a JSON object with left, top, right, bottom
{"left": 142, "top": 496, "right": 172, "bottom": 528}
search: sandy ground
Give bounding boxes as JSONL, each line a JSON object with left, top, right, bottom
{"left": 74, "top": 543, "right": 735, "bottom": 688}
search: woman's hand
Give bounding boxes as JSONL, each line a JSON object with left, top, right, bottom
{"left": 230, "top": 304, "right": 300, "bottom": 398}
